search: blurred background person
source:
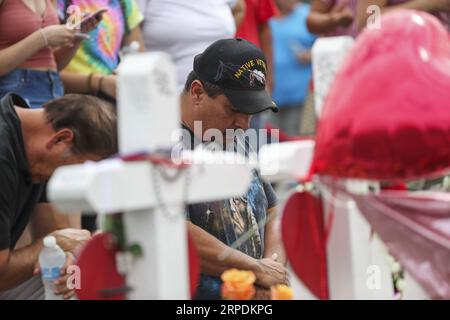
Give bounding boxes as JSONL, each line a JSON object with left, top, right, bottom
{"left": 296, "top": 0, "right": 356, "bottom": 138}
{"left": 307, "top": 0, "right": 356, "bottom": 36}
{"left": 137, "top": 0, "right": 246, "bottom": 91}
{"left": 267, "top": 0, "right": 316, "bottom": 137}
{"left": 57, "top": 0, "right": 145, "bottom": 104}
{"left": 357, "top": 0, "right": 450, "bottom": 31}
{"left": 236, "top": 0, "right": 279, "bottom": 92}
{"left": 0, "top": 0, "right": 84, "bottom": 108}
{"left": 57, "top": 0, "right": 145, "bottom": 232}
{"left": 235, "top": 0, "right": 279, "bottom": 150}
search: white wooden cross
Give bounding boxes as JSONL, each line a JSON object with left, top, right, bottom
{"left": 47, "top": 52, "right": 253, "bottom": 300}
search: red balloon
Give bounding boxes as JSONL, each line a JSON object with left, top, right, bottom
{"left": 313, "top": 10, "right": 450, "bottom": 181}
{"left": 282, "top": 192, "right": 329, "bottom": 299}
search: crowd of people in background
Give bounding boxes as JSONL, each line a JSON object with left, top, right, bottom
{"left": 1, "top": 0, "right": 449, "bottom": 301}
{"left": 2, "top": 0, "right": 450, "bottom": 137}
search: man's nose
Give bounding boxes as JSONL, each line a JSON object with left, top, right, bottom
{"left": 234, "top": 113, "right": 251, "bottom": 130}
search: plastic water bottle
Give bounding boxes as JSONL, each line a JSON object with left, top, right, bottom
{"left": 39, "top": 236, "right": 66, "bottom": 300}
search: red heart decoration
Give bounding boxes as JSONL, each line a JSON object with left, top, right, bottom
{"left": 313, "top": 10, "right": 450, "bottom": 181}
{"left": 75, "top": 233, "right": 200, "bottom": 300}
{"left": 281, "top": 192, "right": 329, "bottom": 299}
{"left": 187, "top": 233, "right": 200, "bottom": 298}
{"left": 76, "top": 233, "right": 126, "bottom": 300}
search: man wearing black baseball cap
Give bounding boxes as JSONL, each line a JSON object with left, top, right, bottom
{"left": 181, "top": 38, "right": 279, "bottom": 144}
{"left": 193, "top": 38, "right": 278, "bottom": 114}
{"left": 181, "top": 39, "right": 287, "bottom": 300}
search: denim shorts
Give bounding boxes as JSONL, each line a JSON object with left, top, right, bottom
{"left": 0, "top": 68, "right": 64, "bottom": 108}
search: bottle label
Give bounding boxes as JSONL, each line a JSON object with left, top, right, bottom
{"left": 42, "top": 267, "right": 61, "bottom": 280}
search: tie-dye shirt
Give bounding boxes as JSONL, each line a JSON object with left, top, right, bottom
{"left": 57, "top": 0, "right": 143, "bottom": 74}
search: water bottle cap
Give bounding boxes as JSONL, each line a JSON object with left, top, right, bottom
{"left": 43, "top": 236, "right": 57, "bottom": 248}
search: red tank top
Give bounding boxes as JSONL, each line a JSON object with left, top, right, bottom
{"left": 0, "top": 0, "right": 59, "bottom": 69}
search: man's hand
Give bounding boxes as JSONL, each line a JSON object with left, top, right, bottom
{"left": 42, "top": 25, "right": 76, "bottom": 48}
{"left": 253, "top": 286, "right": 271, "bottom": 300}
{"left": 51, "top": 228, "right": 91, "bottom": 254}
{"left": 330, "top": 2, "right": 354, "bottom": 28}
{"left": 32, "top": 229, "right": 91, "bottom": 300}
{"left": 253, "top": 255, "right": 289, "bottom": 289}
{"left": 53, "top": 252, "right": 77, "bottom": 300}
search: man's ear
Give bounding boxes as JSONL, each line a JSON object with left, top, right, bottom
{"left": 190, "top": 80, "right": 206, "bottom": 106}
{"left": 46, "top": 129, "right": 74, "bottom": 150}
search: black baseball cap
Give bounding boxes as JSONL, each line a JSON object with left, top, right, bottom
{"left": 193, "top": 38, "right": 278, "bottom": 115}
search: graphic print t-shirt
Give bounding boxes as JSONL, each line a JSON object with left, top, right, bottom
{"left": 180, "top": 126, "right": 278, "bottom": 299}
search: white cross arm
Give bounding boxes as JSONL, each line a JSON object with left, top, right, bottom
{"left": 48, "top": 150, "right": 253, "bottom": 214}
{"left": 259, "top": 141, "right": 315, "bottom": 183}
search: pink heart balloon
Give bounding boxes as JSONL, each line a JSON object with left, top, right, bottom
{"left": 313, "top": 10, "right": 450, "bottom": 181}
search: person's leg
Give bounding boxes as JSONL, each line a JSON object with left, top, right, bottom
{"left": 0, "top": 275, "right": 44, "bottom": 300}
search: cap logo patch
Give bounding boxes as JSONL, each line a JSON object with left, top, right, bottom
{"left": 249, "top": 69, "right": 265, "bottom": 86}
{"left": 234, "top": 59, "right": 267, "bottom": 80}
{"left": 214, "top": 60, "right": 242, "bottom": 82}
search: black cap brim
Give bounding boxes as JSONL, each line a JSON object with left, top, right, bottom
{"left": 222, "top": 88, "right": 278, "bottom": 115}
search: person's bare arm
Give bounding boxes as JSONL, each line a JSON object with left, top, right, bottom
{"left": 307, "top": 0, "right": 353, "bottom": 35}
{"left": 307, "top": 0, "right": 336, "bottom": 34}
{"left": 188, "top": 221, "right": 258, "bottom": 276}
{"left": 0, "top": 23, "right": 78, "bottom": 76}
{"left": 232, "top": 0, "right": 247, "bottom": 29}
{"left": 29, "top": 203, "right": 81, "bottom": 241}
{"left": 0, "top": 242, "right": 44, "bottom": 291}
{"left": 357, "top": 0, "right": 450, "bottom": 31}
{"left": 60, "top": 70, "right": 117, "bottom": 98}
{"left": 0, "top": 228, "right": 89, "bottom": 291}
{"left": 188, "top": 221, "right": 288, "bottom": 288}
{"left": 60, "top": 71, "right": 94, "bottom": 94}
{"left": 263, "top": 206, "right": 286, "bottom": 265}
